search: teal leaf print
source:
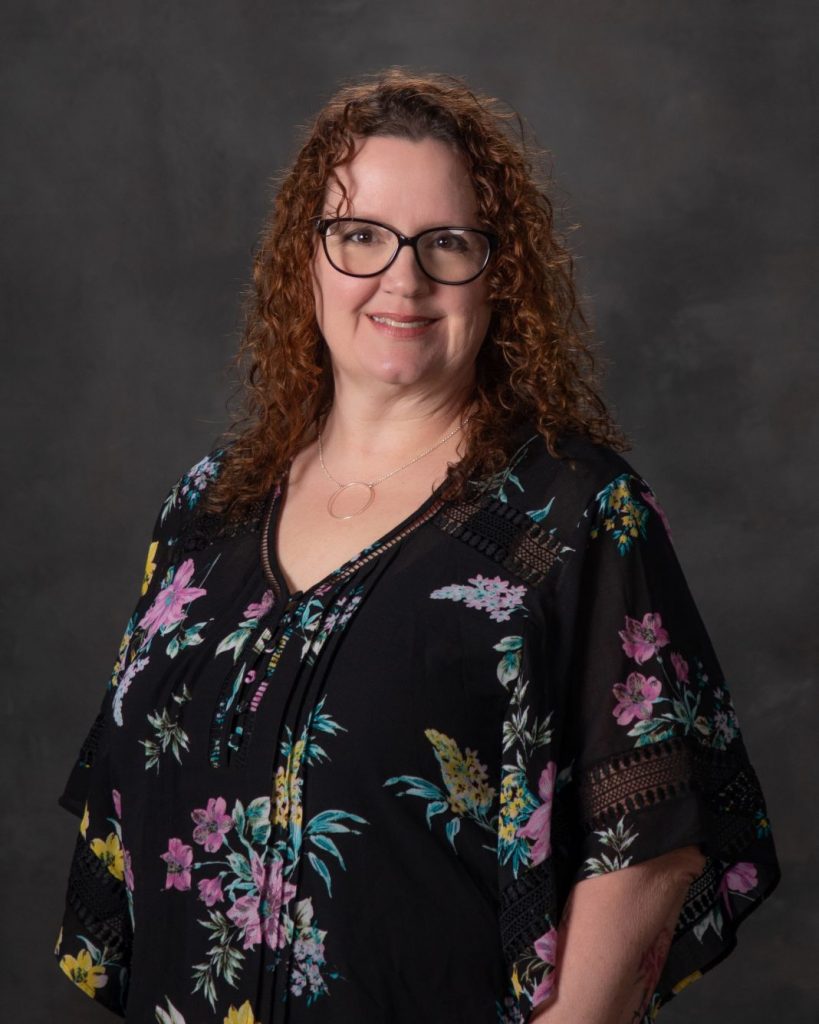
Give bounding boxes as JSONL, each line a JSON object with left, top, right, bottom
{"left": 425, "top": 800, "right": 449, "bottom": 827}
{"left": 591, "top": 474, "right": 650, "bottom": 555}
{"left": 473, "top": 435, "right": 534, "bottom": 502}
{"left": 307, "top": 852, "right": 333, "bottom": 897}
{"left": 384, "top": 775, "right": 447, "bottom": 802}
{"left": 308, "top": 834, "right": 347, "bottom": 871}
{"left": 494, "top": 635, "right": 523, "bottom": 687}
{"left": 216, "top": 590, "right": 274, "bottom": 663}
{"left": 305, "top": 808, "right": 367, "bottom": 836}
{"left": 386, "top": 731, "right": 497, "bottom": 853}
{"left": 166, "top": 621, "right": 209, "bottom": 659}
{"left": 226, "top": 852, "right": 253, "bottom": 883}
{"left": 246, "top": 797, "right": 271, "bottom": 845}
{"left": 525, "top": 496, "right": 554, "bottom": 522}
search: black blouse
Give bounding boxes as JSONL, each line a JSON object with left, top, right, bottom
{"left": 55, "top": 426, "right": 780, "bottom": 1023}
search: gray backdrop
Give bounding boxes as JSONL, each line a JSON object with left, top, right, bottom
{"left": 2, "top": 1, "right": 816, "bottom": 1020}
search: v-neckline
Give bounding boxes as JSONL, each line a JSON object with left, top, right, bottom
{"left": 259, "top": 465, "right": 454, "bottom": 608}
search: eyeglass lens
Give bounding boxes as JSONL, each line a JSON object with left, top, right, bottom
{"left": 322, "top": 220, "right": 490, "bottom": 283}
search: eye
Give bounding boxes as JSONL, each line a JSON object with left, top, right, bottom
{"left": 429, "top": 230, "right": 470, "bottom": 253}
{"left": 341, "top": 227, "right": 375, "bottom": 244}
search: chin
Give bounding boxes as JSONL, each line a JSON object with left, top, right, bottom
{"left": 358, "top": 351, "right": 440, "bottom": 387}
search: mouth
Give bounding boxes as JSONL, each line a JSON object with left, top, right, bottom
{"left": 366, "top": 311, "right": 442, "bottom": 331}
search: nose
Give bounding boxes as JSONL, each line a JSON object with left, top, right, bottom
{"left": 380, "top": 241, "right": 431, "bottom": 298}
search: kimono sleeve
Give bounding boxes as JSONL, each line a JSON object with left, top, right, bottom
{"left": 54, "top": 480, "right": 181, "bottom": 1015}
{"left": 497, "top": 471, "right": 781, "bottom": 1022}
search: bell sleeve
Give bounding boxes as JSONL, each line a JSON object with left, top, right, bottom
{"left": 497, "top": 469, "right": 781, "bottom": 1022}
{"left": 54, "top": 479, "right": 182, "bottom": 1015}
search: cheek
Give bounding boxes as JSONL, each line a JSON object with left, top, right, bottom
{"left": 456, "top": 289, "right": 492, "bottom": 346}
{"left": 312, "top": 262, "right": 374, "bottom": 338}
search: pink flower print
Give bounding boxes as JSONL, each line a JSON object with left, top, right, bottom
{"left": 670, "top": 652, "right": 689, "bottom": 683}
{"left": 641, "top": 490, "right": 673, "bottom": 542}
{"left": 722, "top": 861, "right": 757, "bottom": 896}
{"left": 197, "top": 876, "right": 225, "bottom": 907}
{"left": 191, "top": 797, "right": 233, "bottom": 853}
{"left": 517, "top": 762, "right": 557, "bottom": 865}
{"left": 160, "top": 838, "right": 193, "bottom": 891}
{"left": 244, "top": 590, "right": 274, "bottom": 620}
{"left": 112, "top": 789, "right": 122, "bottom": 818}
{"left": 531, "top": 926, "right": 559, "bottom": 1006}
{"left": 431, "top": 575, "right": 527, "bottom": 623}
{"left": 227, "top": 853, "right": 298, "bottom": 950}
{"left": 138, "top": 559, "right": 207, "bottom": 642}
{"left": 719, "top": 861, "right": 758, "bottom": 917}
{"left": 619, "top": 612, "right": 670, "bottom": 665}
{"left": 462, "top": 575, "right": 527, "bottom": 622}
{"left": 123, "top": 848, "right": 134, "bottom": 892}
{"left": 612, "top": 672, "right": 663, "bottom": 725}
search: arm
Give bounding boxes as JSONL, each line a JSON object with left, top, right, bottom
{"left": 530, "top": 844, "right": 706, "bottom": 1024}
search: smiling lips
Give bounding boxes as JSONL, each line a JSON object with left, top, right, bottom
{"left": 367, "top": 312, "right": 440, "bottom": 337}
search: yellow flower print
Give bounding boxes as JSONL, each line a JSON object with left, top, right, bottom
{"left": 142, "top": 540, "right": 159, "bottom": 595}
{"left": 424, "top": 729, "right": 495, "bottom": 815}
{"left": 54, "top": 927, "right": 63, "bottom": 956}
{"left": 59, "top": 948, "right": 107, "bottom": 998}
{"left": 79, "top": 802, "right": 90, "bottom": 839}
{"left": 511, "top": 964, "right": 523, "bottom": 998}
{"left": 498, "top": 772, "right": 529, "bottom": 842}
{"left": 273, "top": 764, "right": 290, "bottom": 826}
{"left": 671, "top": 969, "right": 702, "bottom": 994}
{"left": 273, "top": 739, "right": 305, "bottom": 828}
{"left": 223, "top": 1000, "right": 261, "bottom": 1024}
{"left": 90, "top": 831, "right": 125, "bottom": 880}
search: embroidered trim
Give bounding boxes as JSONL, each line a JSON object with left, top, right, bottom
{"left": 499, "top": 859, "right": 556, "bottom": 963}
{"left": 176, "top": 504, "right": 265, "bottom": 558}
{"left": 575, "top": 736, "right": 760, "bottom": 834}
{"left": 66, "top": 836, "right": 132, "bottom": 961}
{"left": 432, "top": 495, "right": 565, "bottom": 586}
{"left": 675, "top": 857, "right": 722, "bottom": 932}
{"left": 499, "top": 737, "right": 768, "bottom": 967}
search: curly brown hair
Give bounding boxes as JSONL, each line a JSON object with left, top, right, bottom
{"left": 207, "top": 67, "right": 628, "bottom": 515}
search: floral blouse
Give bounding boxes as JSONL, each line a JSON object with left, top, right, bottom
{"left": 54, "top": 425, "right": 780, "bottom": 1023}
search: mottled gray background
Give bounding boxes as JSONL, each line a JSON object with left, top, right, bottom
{"left": 2, "top": 0, "right": 816, "bottom": 1020}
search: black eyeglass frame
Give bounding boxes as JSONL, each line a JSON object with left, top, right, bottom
{"left": 313, "top": 216, "right": 498, "bottom": 286}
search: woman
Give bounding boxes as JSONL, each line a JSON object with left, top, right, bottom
{"left": 54, "top": 70, "right": 779, "bottom": 1023}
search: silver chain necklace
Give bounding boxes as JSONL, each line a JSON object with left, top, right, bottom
{"left": 317, "top": 416, "right": 469, "bottom": 520}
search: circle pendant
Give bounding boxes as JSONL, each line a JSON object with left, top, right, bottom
{"left": 327, "top": 481, "right": 376, "bottom": 520}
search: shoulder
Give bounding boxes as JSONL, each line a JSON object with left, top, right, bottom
{"left": 492, "top": 426, "right": 652, "bottom": 531}
{"left": 150, "top": 442, "right": 269, "bottom": 565}
{"left": 159, "top": 446, "right": 230, "bottom": 524}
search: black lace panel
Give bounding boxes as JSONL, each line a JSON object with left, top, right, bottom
{"left": 66, "top": 836, "right": 132, "bottom": 963}
{"left": 499, "top": 737, "right": 766, "bottom": 965}
{"left": 499, "top": 859, "right": 557, "bottom": 964}
{"left": 433, "top": 495, "right": 566, "bottom": 586}
{"left": 576, "top": 736, "right": 761, "bottom": 843}
{"left": 175, "top": 502, "right": 265, "bottom": 558}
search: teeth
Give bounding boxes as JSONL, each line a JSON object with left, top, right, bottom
{"left": 371, "top": 315, "right": 432, "bottom": 328}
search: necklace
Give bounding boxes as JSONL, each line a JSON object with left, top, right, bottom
{"left": 318, "top": 415, "right": 469, "bottom": 520}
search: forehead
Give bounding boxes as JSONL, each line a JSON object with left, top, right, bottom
{"left": 325, "top": 135, "right": 479, "bottom": 228}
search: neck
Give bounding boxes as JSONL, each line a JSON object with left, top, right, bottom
{"left": 316, "top": 382, "right": 476, "bottom": 469}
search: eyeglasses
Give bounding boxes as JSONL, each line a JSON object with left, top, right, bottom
{"left": 314, "top": 217, "right": 497, "bottom": 285}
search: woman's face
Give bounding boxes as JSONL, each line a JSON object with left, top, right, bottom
{"left": 311, "top": 135, "right": 492, "bottom": 400}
